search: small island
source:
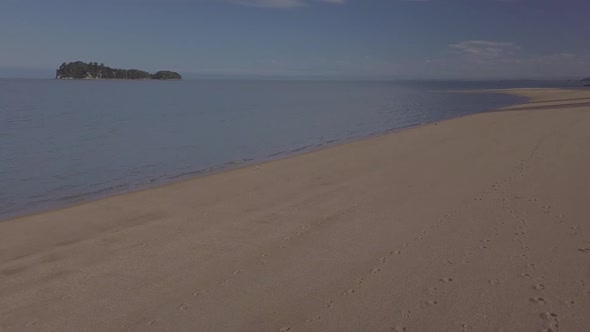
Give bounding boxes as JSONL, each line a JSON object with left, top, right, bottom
{"left": 56, "top": 61, "right": 182, "bottom": 80}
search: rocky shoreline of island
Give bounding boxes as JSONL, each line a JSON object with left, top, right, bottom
{"left": 56, "top": 61, "right": 182, "bottom": 80}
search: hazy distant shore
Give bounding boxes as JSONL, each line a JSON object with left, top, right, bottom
{"left": 2, "top": 88, "right": 590, "bottom": 330}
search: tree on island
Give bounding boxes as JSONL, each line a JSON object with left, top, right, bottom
{"left": 152, "top": 71, "right": 183, "bottom": 80}
{"left": 56, "top": 61, "right": 182, "bottom": 80}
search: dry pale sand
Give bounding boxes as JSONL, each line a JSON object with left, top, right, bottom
{"left": 1, "top": 88, "right": 590, "bottom": 331}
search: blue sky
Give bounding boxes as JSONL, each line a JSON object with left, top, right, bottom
{"left": 1, "top": 0, "right": 589, "bottom": 79}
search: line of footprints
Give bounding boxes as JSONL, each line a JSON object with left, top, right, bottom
{"left": 282, "top": 160, "right": 533, "bottom": 329}
{"left": 297, "top": 172, "right": 586, "bottom": 331}
{"left": 151, "top": 159, "right": 587, "bottom": 332}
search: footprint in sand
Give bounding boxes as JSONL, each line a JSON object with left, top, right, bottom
{"left": 529, "top": 297, "right": 547, "bottom": 305}
{"left": 24, "top": 320, "right": 37, "bottom": 327}
{"left": 280, "top": 326, "right": 292, "bottom": 332}
{"left": 390, "top": 250, "right": 401, "bottom": 255}
{"left": 379, "top": 257, "right": 387, "bottom": 263}
{"left": 540, "top": 312, "right": 559, "bottom": 331}
{"left": 305, "top": 315, "right": 322, "bottom": 323}
{"left": 219, "top": 280, "right": 229, "bottom": 286}
{"left": 420, "top": 300, "right": 438, "bottom": 308}
{"left": 371, "top": 268, "right": 381, "bottom": 274}
{"left": 439, "top": 277, "right": 454, "bottom": 283}
{"left": 146, "top": 317, "right": 163, "bottom": 325}
{"left": 533, "top": 284, "right": 545, "bottom": 291}
{"left": 178, "top": 303, "right": 189, "bottom": 311}
{"left": 489, "top": 279, "right": 501, "bottom": 285}
{"left": 578, "top": 248, "right": 590, "bottom": 253}
{"left": 392, "top": 326, "right": 407, "bottom": 332}
{"left": 326, "top": 300, "right": 334, "bottom": 308}
{"left": 461, "top": 323, "right": 474, "bottom": 331}
{"left": 342, "top": 289, "right": 355, "bottom": 296}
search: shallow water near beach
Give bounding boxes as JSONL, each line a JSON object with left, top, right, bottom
{"left": 0, "top": 79, "right": 577, "bottom": 219}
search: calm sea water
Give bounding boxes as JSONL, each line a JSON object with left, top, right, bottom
{"left": 0, "top": 79, "right": 578, "bottom": 220}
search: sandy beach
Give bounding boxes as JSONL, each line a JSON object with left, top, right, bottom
{"left": 1, "top": 88, "right": 590, "bottom": 331}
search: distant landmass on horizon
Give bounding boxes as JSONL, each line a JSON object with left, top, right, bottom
{"left": 56, "top": 61, "right": 182, "bottom": 80}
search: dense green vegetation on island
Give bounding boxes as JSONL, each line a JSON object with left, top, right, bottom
{"left": 56, "top": 61, "right": 182, "bottom": 80}
{"left": 151, "top": 71, "right": 183, "bottom": 80}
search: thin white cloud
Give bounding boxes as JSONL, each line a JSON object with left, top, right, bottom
{"left": 416, "top": 40, "right": 590, "bottom": 79}
{"left": 232, "top": 0, "right": 346, "bottom": 8}
{"left": 449, "top": 40, "right": 520, "bottom": 59}
{"left": 108, "top": 0, "right": 347, "bottom": 7}
{"left": 233, "top": 0, "right": 304, "bottom": 8}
